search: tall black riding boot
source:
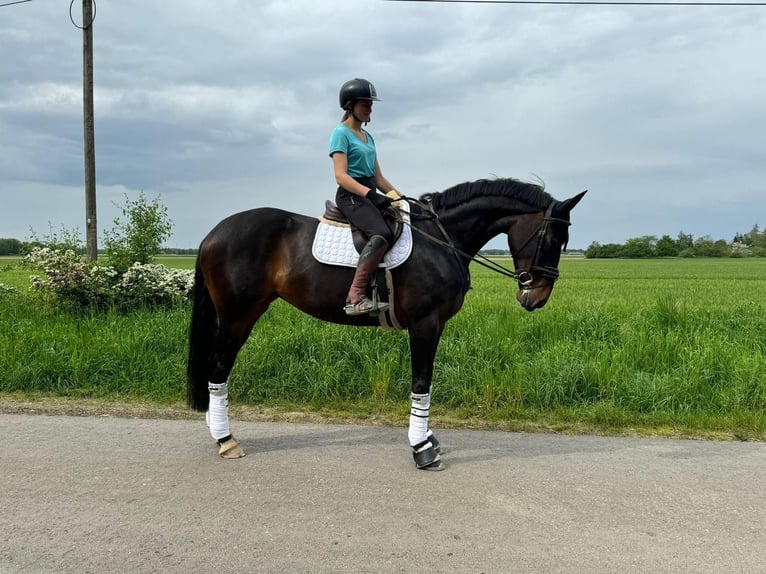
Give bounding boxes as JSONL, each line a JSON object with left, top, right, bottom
{"left": 345, "top": 235, "right": 389, "bottom": 316}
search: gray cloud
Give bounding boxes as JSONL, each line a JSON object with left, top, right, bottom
{"left": 1, "top": 0, "right": 764, "bottom": 249}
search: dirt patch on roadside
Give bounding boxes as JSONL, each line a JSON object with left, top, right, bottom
{"left": 0, "top": 395, "right": 401, "bottom": 427}
{"left": 0, "top": 395, "right": 750, "bottom": 441}
{"left": 0, "top": 396, "right": 196, "bottom": 420}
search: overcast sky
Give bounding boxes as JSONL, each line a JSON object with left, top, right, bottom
{"left": 1, "top": 0, "right": 764, "bottom": 250}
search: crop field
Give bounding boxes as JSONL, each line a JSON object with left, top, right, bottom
{"left": 1, "top": 256, "right": 765, "bottom": 438}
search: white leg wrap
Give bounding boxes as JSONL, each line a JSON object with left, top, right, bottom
{"left": 408, "top": 392, "right": 430, "bottom": 446}
{"left": 207, "top": 382, "right": 231, "bottom": 441}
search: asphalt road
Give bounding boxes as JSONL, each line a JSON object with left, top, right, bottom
{"left": 1, "top": 414, "right": 764, "bottom": 574}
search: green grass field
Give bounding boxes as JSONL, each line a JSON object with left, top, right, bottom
{"left": 1, "top": 256, "right": 765, "bottom": 439}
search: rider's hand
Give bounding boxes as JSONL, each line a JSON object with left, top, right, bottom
{"left": 366, "top": 189, "right": 394, "bottom": 210}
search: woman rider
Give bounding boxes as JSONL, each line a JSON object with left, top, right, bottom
{"left": 329, "top": 78, "right": 399, "bottom": 316}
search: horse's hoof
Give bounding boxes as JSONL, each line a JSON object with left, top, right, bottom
{"left": 412, "top": 438, "right": 443, "bottom": 470}
{"left": 217, "top": 437, "right": 245, "bottom": 459}
{"left": 419, "top": 459, "right": 446, "bottom": 471}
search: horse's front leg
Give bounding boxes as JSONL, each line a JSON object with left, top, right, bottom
{"left": 408, "top": 317, "right": 446, "bottom": 471}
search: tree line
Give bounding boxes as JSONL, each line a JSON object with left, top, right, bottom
{"left": 584, "top": 225, "right": 766, "bottom": 258}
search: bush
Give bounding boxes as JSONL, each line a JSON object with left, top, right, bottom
{"left": 103, "top": 192, "right": 173, "bottom": 273}
{"left": 116, "top": 261, "right": 194, "bottom": 309}
{"left": 23, "top": 247, "right": 193, "bottom": 311}
{"left": 730, "top": 242, "right": 752, "bottom": 258}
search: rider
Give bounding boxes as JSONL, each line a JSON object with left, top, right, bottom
{"left": 329, "top": 78, "right": 399, "bottom": 316}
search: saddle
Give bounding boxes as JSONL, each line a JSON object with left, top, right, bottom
{"left": 322, "top": 199, "right": 404, "bottom": 254}
{"left": 312, "top": 193, "right": 412, "bottom": 270}
{"left": 313, "top": 194, "right": 411, "bottom": 331}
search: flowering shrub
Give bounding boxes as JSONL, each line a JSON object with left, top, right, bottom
{"left": 23, "top": 247, "right": 194, "bottom": 311}
{"left": 115, "top": 262, "right": 195, "bottom": 308}
{"left": 729, "top": 242, "right": 752, "bottom": 258}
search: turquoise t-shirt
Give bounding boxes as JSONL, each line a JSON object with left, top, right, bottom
{"left": 328, "top": 124, "right": 377, "bottom": 179}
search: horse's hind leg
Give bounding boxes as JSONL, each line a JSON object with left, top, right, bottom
{"left": 207, "top": 302, "right": 271, "bottom": 459}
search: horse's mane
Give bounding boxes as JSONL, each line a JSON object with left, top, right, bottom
{"left": 420, "top": 177, "right": 552, "bottom": 211}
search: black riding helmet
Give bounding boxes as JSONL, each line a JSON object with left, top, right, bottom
{"left": 339, "top": 78, "right": 380, "bottom": 110}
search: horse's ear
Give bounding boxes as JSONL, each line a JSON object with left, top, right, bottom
{"left": 558, "top": 190, "right": 587, "bottom": 213}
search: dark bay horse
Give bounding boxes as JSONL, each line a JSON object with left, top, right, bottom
{"left": 187, "top": 177, "right": 586, "bottom": 469}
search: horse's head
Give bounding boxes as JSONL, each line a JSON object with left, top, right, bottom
{"left": 507, "top": 191, "right": 586, "bottom": 311}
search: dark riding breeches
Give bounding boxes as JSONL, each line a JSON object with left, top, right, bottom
{"left": 335, "top": 178, "right": 394, "bottom": 247}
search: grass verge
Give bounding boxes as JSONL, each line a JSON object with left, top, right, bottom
{"left": 2, "top": 257, "right": 765, "bottom": 442}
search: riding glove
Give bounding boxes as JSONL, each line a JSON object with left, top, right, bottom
{"left": 366, "top": 190, "right": 394, "bottom": 210}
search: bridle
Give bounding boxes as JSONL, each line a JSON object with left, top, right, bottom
{"left": 391, "top": 197, "right": 571, "bottom": 289}
{"left": 509, "top": 201, "right": 572, "bottom": 288}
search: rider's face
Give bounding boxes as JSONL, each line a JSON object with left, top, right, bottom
{"left": 353, "top": 100, "right": 373, "bottom": 121}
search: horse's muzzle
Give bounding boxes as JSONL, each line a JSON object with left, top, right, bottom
{"left": 516, "top": 286, "right": 551, "bottom": 311}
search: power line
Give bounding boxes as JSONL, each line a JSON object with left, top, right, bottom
{"left": 385, "top": 0, "right": 766, "bottom": 5}
{"left": 0, "top": 0, "right": 33, "bottom": 7}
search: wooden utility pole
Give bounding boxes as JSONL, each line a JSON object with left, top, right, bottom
{"left": 82, "top": 0, "right": 97, "bottom": 260}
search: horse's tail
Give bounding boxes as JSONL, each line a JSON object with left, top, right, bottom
{"left": 187, "top": 257, "right": 216, "bottom": 412}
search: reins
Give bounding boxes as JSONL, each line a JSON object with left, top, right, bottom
{"left": 390, "top": 196, "right": 569, "bottom": 287}
{"left": 395, "top": 196, "right": 509, "bottom": 278}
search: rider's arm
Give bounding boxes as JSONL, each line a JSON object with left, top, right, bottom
{"left": 373, "top": 159, "right": 397, "bottom": 195}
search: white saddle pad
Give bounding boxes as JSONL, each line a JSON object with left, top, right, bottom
{"left": 312, "top": 200, "right": 412, "bottom": 268}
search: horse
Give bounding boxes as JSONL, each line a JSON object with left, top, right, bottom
{"left": 187, "top": 177, "right": 586, "bottom": 470}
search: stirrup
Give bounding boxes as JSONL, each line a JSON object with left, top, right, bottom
{"left": 344, "top": 297, "right": 389, "bottom": 316}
